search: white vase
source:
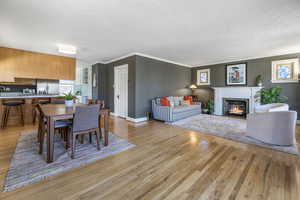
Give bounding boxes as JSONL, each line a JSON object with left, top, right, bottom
{"left": 65, "top": 100, "right": 73, "bottom": 107}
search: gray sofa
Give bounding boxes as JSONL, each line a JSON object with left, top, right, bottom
{"left": 152, "top": 96, "right": 201, "bottom": 122}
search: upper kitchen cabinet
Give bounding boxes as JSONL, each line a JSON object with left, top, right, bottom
{"left": 0, "top": 47, "right": 16, "bottom": 82}
{"left": 0, "top": 47, "right": 75, "bottom": 81}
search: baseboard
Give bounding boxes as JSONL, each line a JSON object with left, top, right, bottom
{"left": 126, "top": 117, "right": 148, "bottom": 123}
{"left": 110, "top": 112, "right": 147, "bottom": 123}
{"left": 110, "top": 112, "right": 116, "bottom": 116}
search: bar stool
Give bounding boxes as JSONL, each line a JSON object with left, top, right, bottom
{"left": 1, "top": 99, "right": 25, "bottom": 128}
{"left": 32, "top": 98, "right": 51, "bottom": 124}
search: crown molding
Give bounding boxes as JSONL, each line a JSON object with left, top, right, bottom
{"left": 134, "top": 53, "right": 193, "bottom": 68}
{"left": 194, "top": 51, "right": 300, "bottom": 67}
{"left": 95, "top": 52, "right": 193, "bottom": 68}
{"left": 92, "top": 51, "right": 300, "bottom": 68}
{"left": 102, "top": 53, "right": 136, "bottom": 64}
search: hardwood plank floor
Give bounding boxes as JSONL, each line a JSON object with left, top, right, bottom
{"left": 0, "top": 117, "right": 299, "bottom": 200}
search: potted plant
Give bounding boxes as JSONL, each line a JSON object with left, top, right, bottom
{"left": 207, "top": 99, "right": 214, "bottom": 114}
{"left": 256, "top": 75, "right": 263, "bottom": 87}
{"left": 260, "top": 86, "right": 288, "bottom": 104}
{"left": 61, "top": 91, "right": 76, "bottom": 107}
{"left": 202, "top": 103, "right": 209, "bottom": 114}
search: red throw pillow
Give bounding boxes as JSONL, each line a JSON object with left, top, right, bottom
{"left": 160, "top": 97, "right": 170, "bottom": 106}
{"left": 184, "top": 96, "right": 193, "bottom": 104}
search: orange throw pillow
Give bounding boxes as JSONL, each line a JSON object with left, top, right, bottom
{"left": 160, "top": 97, "right": 170, "bottom": 106}
{"left": 184, "top": 96, "right": 193, "bottom": 104}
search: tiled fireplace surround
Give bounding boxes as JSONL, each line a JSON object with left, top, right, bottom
{"left": 213, "top": 87, "right": 262, "bottom": 116}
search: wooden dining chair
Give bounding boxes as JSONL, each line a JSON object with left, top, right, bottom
{"left": 69, "top": 104, "right": 101, "bottom": 159}
{"left": 95, "top": 100, "right": 105, "bottom": 109}
{"left": 88, "top": 99, "right": 94, "bottom": 105}
{"left": 36, "top": 104, "right": 71, "bottom": 154}
{"left": 77, "top": 100, "right": 104, "bottom": 144}
{"left": 32, "top": 98, "right": 51, "bottom": 124}
{"left": 95, "top": 100, "right": 106, "bottom": 139}
{"left": 84, "top": 100, "right": 105, "bottom": 139}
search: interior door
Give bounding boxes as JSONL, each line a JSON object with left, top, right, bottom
{"left": 114, "top": 65, "right": 128, "bottom": 118}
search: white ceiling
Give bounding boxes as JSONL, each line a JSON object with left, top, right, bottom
{"left": 1, "top": 0, "right": 300, "bottom": 66}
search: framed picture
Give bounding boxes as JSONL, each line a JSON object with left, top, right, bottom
{"left": 197, "top": 69, "right": 210, "bottom": 85}
{"left": 226, "top": 63, "right": 247, "bottom": 85}
{"left": 271, "top": 58, "right": 299, "bottom": 83}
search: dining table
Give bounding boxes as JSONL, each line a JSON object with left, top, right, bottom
{"left": 40, "top": 104, "right": 110, "bottom": 163}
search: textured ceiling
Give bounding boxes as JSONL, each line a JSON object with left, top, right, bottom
{"left": 1, "top": 0, "right": 300, "bottom": 66}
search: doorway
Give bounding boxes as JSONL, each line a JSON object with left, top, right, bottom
{"left": 114, "top": 64, "right": 128, "bottom": 118}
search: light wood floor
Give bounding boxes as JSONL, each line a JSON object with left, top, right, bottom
{"left": 0, "top": 117, "right": 299, "bottom": 200}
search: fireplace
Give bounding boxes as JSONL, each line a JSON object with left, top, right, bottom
{"left": 213, "top": 87, "right": 261, "bottom": 115}
{"left": 223, "top": 98, "right": 249, "bottom": 117}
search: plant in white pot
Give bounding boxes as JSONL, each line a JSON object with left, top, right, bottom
{"left": 62, "top": 92, "right": 76, "bottom": 107}
{"left": 255, "top": 75, "right": 263, "bottom": 87}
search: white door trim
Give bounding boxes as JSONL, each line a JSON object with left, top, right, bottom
{"left": 114, "top": 64, "right": 128, "bottom": 118}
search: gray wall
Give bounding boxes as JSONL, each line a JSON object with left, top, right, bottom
{"left": 135, "top": 56, "right": 192, "bottom": 118}
{"left": 92, "top": 63, "right": 107, "bottom": 100}
{"left": 93, "top": 55, "right": 192, "bottom": 119}
{"left": 191, "top": 53, "right": 300, "bottom": 118}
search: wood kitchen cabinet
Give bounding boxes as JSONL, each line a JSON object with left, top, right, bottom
{"left": 0, "top": 78, "right": 36, "bottom": 85}
{"left": 0, "top": 47, "right": 16, "bottom": 82}
{"left": 0, "top": 47, "right": 75, "bottom": 81}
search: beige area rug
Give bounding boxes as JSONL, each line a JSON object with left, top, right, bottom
{"left": 4, "top": 130, "right": 135, "bottom": 192}
{"left": 170, "top": 114, "right": 299, "bottom": 155}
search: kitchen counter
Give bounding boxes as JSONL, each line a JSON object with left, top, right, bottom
{"left": 0, "top": 94, "right": 60, "bottom": 99}
{"left": 0, "top": 95, "right": 61, "bottom": 127}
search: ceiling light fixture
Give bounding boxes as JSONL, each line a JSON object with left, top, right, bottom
{"left": 58, "top": 44, "right": 77, "bottom": 55}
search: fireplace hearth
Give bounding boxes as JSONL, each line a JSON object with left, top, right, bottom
{"left": 223, "top": 98, "right": 249, "bottom": 117}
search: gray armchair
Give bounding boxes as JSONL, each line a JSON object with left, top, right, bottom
{"left": 246, "top": 111, "right": 297, "bottom": 146}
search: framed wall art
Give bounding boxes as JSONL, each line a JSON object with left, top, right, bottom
{"left": 271, "top": 58, "right": 299, "bottom": 83}
{"left": 226, "top": 63, "right": 247, "bottom": 86}
{"left": 197, "top": 69, "right": 210, "bottom": 85}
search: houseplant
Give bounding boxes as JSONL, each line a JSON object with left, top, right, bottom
{"left": 207, "top": 99, "right": 214, "bottom": 114}
{"left": 61, "top": 91, "right": 76, "bottom": 107}
{"left": 260, "top": 86, "right": 288, "bottom": 104}
{"left": 202, "top": 103, "right": 209, "bottom": 114}
{"left": 255, "top": 75, "right": 263, "bottom": 87}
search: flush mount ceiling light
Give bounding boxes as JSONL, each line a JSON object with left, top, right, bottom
{"left": 58, "top": 44, "right": 77, "bottom": 55}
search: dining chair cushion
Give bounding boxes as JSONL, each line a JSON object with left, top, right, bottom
{"left": 72, "top": 105, "right": 100, "bottom": 132}
{"left": 54, "top": 120, "right": 73, "bottom": 128}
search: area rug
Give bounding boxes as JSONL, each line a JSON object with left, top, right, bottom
{"left": 4, "top": 130, "right": 135, "bottom": 192}
{"left": 170, "top": 114, "right": 299, "bottom": 155}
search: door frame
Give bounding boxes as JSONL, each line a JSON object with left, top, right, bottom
{"left": 114, "top": 64, "right": 128, "bottom": 118}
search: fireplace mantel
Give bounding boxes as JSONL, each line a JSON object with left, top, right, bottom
{"left": 212, "top": 87, "right": 262, "bottom": 115}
